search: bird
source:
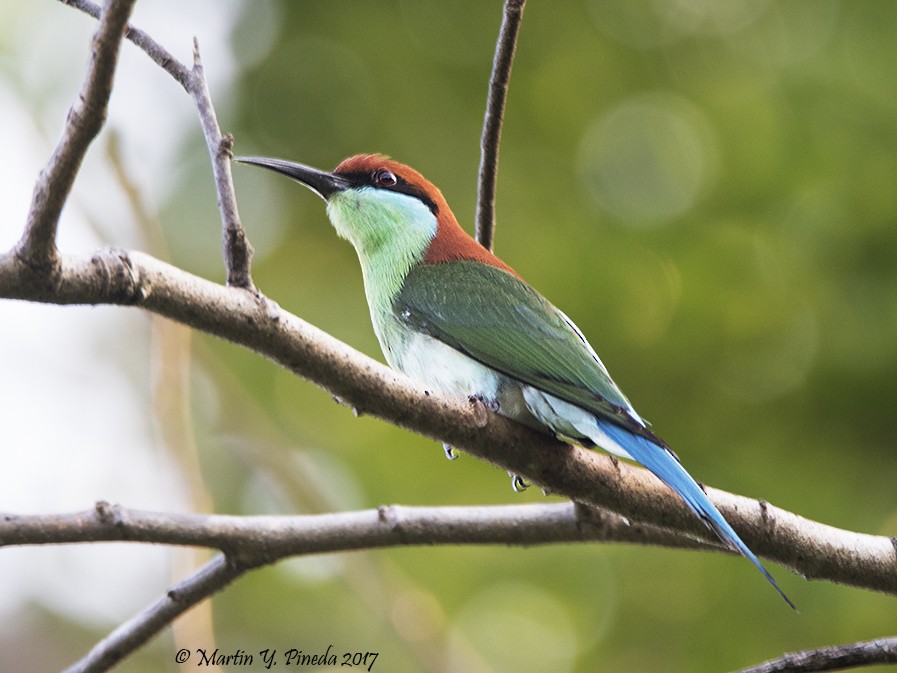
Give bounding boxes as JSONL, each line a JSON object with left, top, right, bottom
{"left": 236, "top": 153, "right": 793, "bottom": 607}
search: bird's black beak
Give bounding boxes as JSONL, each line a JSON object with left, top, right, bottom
{"left": 235, "top": 156, "right": 351, "bottom": 200}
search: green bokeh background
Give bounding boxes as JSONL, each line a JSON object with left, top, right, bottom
{"left": 9, "top": 1, "right": 897, "bottom": 671}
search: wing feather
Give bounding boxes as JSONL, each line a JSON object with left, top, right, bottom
{"left": 395, "top": 260, "right": 661, "bottom": 443}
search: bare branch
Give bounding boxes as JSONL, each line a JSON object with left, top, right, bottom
{"left": 62, "top": 554, "right": 243, "bottom": 673}
{"left": 0, "top": 501, "right": 707, "bottom": 555}
{"left": 16, "top": 0, "right": 136, "bottom": 271}
{"left": 476, "top": 0, "right": 526, "bottom": 251}
{"left": 62, "top": 0, "right": 255, "bottom": 289}
{"left": 61, "top": 0, "right": 190, "bottom": 86}
{"left": 1, "top": 247, "right": 895, "bottom": 597}
{"left": 187, "top": 41, "right": 255, "bottom": 290}
{"left": 735, "top": 636, "right": 897, "bottom": 673}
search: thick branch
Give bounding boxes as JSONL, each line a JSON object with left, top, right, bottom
{"left": 1, "top": 247, "right": 895, "bottom": 597}
{"left": 16, "top": 0, "right": 136, "bottom": 271}
{"left": 735, "top": 636, "right": 897, "bottom": 673}
{"left": 476, "top": 0, "right": 526, "bottom": 251}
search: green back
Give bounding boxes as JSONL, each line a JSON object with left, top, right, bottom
{"left": 394, "top": 260, "right": 647, "bottom": 434}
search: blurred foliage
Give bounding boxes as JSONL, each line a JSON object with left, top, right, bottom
{"left": 10, "top": 0, "right": 897, "bottom": 671}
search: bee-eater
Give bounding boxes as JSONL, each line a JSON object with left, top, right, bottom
{"left": 237, "top": 153, "right": 792, "bottom": 607}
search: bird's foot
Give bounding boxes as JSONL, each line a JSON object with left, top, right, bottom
{"left": 442, "top": 443, "right": 459, "bottom": 461}
{"left": 508, "top": 472, "right": 529, "bottom": 492}
{"left": 468, "top": 393, "right": 500, "bottom": 413}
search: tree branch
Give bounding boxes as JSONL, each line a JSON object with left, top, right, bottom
{"left": 186, "top": 41, "right": 254, "bottom": 290}
{"left": 61, "top": 0, "right": 255, "bottom": 289}
{"left": 734, "top": 636, "right": 897, "bottom": 673}
{"left": 62, "top": 554, "right": 243, "bottom": 673}
{"left": 0, "top": 501, "right": 707, "bottom": 556}
{"left": 61, "top": 0, "right": 190, "bottom": 86}
{"left": 15, "top": 0, "right": 136, "bottom": 272}
{"left": 475, "top": 0, "right": 526, "bottom": 251}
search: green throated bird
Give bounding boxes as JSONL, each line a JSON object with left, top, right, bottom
{"left": 237, "top": 153, "right": 792, "bottom": 607}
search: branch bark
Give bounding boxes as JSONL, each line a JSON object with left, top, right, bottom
{"left": 186, "top": 41, "right": 254, "bottom": 290}
{"left": 734, "top": 636, "right": 897, "bottom": 673}
{"left": 0, "top": 501, "right": 707, "bottom": 556}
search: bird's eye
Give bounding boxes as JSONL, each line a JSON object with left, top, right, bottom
{"left": 373, "top": 168, "right": 397, "bottom": 187}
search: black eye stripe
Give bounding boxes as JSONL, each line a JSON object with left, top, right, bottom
{"left": 335, "top": 170, "right": 439, "bottom": 216}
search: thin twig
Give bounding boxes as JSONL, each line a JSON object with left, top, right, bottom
{"left": 187, "top": 41, "right": 255, "bottom": 289}
{"left": 62, "top": 554, "right": 244, "bottom": 673}
{"left": 475, "top": 0, "right": 526, "bottom": 251}
{"left": 16, "top": 0, "right": 136, "bottom": 272}
{"left": 61, "top": 0, "right": 190, "bottom": 86}
{"left": 0, "top": 501, "right": 708, "bottom": 554}
{"left": 62, "top": 0, "right": 256, "bottom": 290}
{"left": 735, "top": 636, "right": 897, "bottom": 673}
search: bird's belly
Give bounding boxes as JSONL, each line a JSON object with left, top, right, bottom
{"left": 389, "top": 331, "right": 549, "bottom": 433}
{"left": 393, "top": 331, "right": 502, "bottom": 400}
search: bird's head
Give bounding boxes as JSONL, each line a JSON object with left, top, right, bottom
{"left": 236, "top": 153, "right": 517, "bottom": 276}
{"left": 237, "top": 154, "right": 448, "bottom": 262}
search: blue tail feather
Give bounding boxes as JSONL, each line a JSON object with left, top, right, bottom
{"left": 596, "top": 420, "right": 795, "bottom": 609}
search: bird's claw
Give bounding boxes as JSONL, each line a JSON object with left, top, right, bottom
{"left": 509, "top": 472, "right": 529, "bottom": 492}
{"left": 442, "top": 443, "right": 459, "bottom": 461}
{"left": 468, "top": 393, "right": 500, "bottom": 413}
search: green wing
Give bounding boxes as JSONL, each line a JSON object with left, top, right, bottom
{"left": 395, "top": 260, "right": 650, "bottom": 435}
